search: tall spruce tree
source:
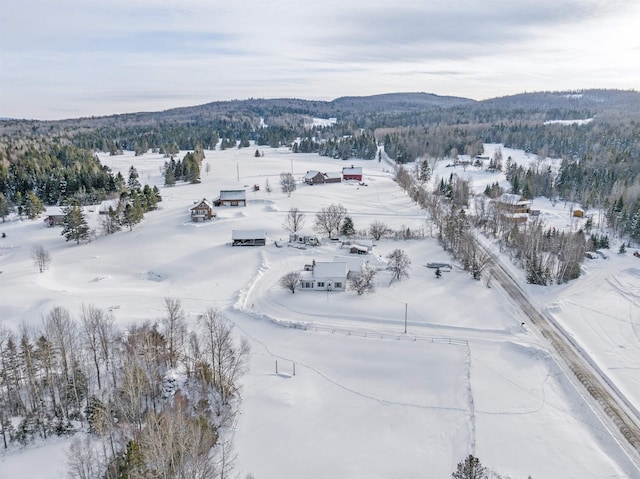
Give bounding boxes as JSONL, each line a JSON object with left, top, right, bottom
{"left": 61, "top": 203, "right": 90, "bottom": 244}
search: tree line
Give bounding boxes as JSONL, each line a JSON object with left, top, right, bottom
{"left": 0, "top": 299, "right": 249, "bottom": 479}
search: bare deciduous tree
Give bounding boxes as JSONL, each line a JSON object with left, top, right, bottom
{"left": 283, "top": 207, "right": 305, "bottom": 233}
{"left": 349, "top": 266, "right": 377, "bottom": 295}
{"left": 67, "top": 434, "right": 104, "bottom": 479}
{"left": 31, "top": 244, "right": 50, "bottom": 273}
{"left": 369, "top": 221, "right": 391, "bottom": 240}
{"left": 199, "top": 307, "right": 250, "bottom": 409}
{"left": 280, "top": 172, "right": 296, "bottom": 196}
{"left": 163, "top": 297, "right": 186, "bottom": 368}
{"left": 387, "top": 249, "right": 411, "bottom": 282}
{"left": 314, "top": 203, "right": 347, "bottom": 238}
{"left": 279, "top": 272, "right": 301, "bottom": 294}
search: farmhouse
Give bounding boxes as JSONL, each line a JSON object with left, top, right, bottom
{"left": 299, "top": 261, "right": 348, "bottom": 291}
{"left": 231, "top": 229, "right": 266, "bottom": 246}
{"left": 190, "top": 198, "right": 215, "bottom": 222}
{"left": 304, "top": 170, "right": 342, "bottom": 185}
{"left": 495, "top": 193, "right": 532, "bottom": 224}
{"left": 213, "top": 190, "right": 246, "bottom": 207}
{"left": 342, "top": 165, "right": 363, "bottom": 181}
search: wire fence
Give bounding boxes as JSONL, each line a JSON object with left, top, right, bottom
{"left": 284, "top": 321, "right": 468, "bottom": 346}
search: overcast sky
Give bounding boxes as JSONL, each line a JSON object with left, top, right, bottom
{"left": 1, "top": 0, "right": 639, "bottom": 120}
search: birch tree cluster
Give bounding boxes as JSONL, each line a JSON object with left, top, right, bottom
{"left": 0, "top": 300, "right": 249, "bottom": 479}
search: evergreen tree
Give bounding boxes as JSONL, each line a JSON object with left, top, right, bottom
{"left": 23, "top": 192, "right": 45, "bottom": 220}
{"left": 127, "top": 166, "right": 141, "bottom": 190}
{"left": 61, "top": 203, "right": 90, "bottom": 244}
{"left": 164, "top": 166, "right": 176, "bottom": 186}
{"left": 418, "top": 159, "right": 432, "bottom": 183}
{"left": 122, "top": 202, "right": 143, "bottom": 231}
{"left": 183, "top": 152, "right": 201, "bottom": 184}
{"left": 452, "top": 455, "right": 487, "bottom": 479}
{"left": 0, "top": 193, "right": 9, "bottom": 222}
{"left": 340, "top": 216, "right": 356, "bottom": 237}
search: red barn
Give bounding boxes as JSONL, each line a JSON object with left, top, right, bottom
{"left": 342, "top": 165, "right": 363, "bottom": 181}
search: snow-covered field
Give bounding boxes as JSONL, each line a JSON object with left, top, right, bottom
{"left": 1, "top": 144, "right": 639, "bottom": 478}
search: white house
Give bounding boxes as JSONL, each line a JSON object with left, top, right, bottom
{"left": 299, "top": 261, "right": 348, "bottom": 291}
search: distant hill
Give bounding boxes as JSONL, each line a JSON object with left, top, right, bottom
{"left": 1, "top": 89, "right": 638, "bottom": 136}
{"left": 478, "top": 89, "right": 640, "bottom": 119}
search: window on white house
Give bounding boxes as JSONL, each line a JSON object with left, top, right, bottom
{"left": 335, "top": 282, "right": 342, "bottom": 288}
{"left": 317, "top": 282, "right": 325, "bottom": 287}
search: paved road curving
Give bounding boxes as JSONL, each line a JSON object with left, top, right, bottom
{"left": 485, "top": 246, "right": 640, "bottom": 464}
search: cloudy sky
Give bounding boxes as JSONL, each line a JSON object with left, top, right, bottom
{"left": 1, "top": 0, "right": 639, "bottom": 120}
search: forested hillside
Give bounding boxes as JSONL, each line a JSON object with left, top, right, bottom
{"left": 1, "top": 89, "right": 639, "bottom": 242}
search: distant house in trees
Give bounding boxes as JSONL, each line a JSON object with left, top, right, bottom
{"left": 213, "top": 190, "right": 246, "bottom": 207}
{"left": 572, "top": 207, "right": 585, "bottom": 218}
{"left": 342, "top": 165, "right": 363, "bottom": 181}
{"left": 190, "top": 198, "right": 215, "bottom": 222}
{"left": 304, "top": 170, "right": 342, "bottom": 185}
{"left": 495, "top": 193, "right": 532, "bottom": 224}
{"left": 44, "top": 207, "right": 65, "bottom": 227}
{"left": 299, "top": 261, "right": 348, "bottom": 291}
{"left": 231, "top": 229, "right": 266, "bottom": 246}
{"left": 98, "top": 199, "right": 119, "bottom": 214}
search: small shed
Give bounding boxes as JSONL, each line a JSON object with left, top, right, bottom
{"left": 44, "top": 207, "right": 65, "bottom": 227}
{"left": 231, "top": 229, "right": 266, "bottom": 246}
{"left": 349, "top": 244, "right": 369, "bottom": 255}
{"left": 342, "top": 165, "right": 363, "bottom": 181}
{"left": 190, "top": 198, "right": 215, "bottom": 222}
{"left": 214, "top": 190, "right": 246, "bottom": 207}
{"left": 572, "top": 207, "right": 585, "bottom": 218}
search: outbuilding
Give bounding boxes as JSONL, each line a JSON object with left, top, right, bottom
{"left": 214, "top": 190, "right": 246, "bottom": 207}
{"left": 231, "top": 229, "right": 266, "bottom": 246}
{"left": 342, "top": 165, "right": 363, "bottom": 181}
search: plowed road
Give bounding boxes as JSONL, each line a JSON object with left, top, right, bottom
{"left": 486, "top": 248, "right": 640, "bottom": 462}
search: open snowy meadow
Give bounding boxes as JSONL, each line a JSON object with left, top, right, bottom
{"left": 1, "top": 143, "right": 639, "bottom": 478}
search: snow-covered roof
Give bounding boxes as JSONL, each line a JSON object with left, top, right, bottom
{"left": 342, "top": 166, "right": 362, "bottom": 175}
{"left": 304, "top": 170, "right": 322, "bottom": 180}
{"left": 99, "top": 199, "right": 119, "bottom": 212}
{"left": 232, "top": 229, "right": 266, "bottom": 240}
{"left": 333, "top": 255, "right": 365, "bottom": 273}
{"left": 44, "top": 206, "right": 64, "bottom": 216}
{"left": 325, "top": 172, "right": 342, "bottom": 180}
{"left": 312, "top": 262, "right": 348, "bottom": 278}
{"left": 190, "top": 198, "right": 212, "bottom": 210}
{"left": 219, "top": 190, "right": 246, "bottom": 200}
{"left": 498, "top": 193, "right": 531, "bottom": 205}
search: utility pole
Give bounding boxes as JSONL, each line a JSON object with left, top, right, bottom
{"left": 237, "top": 163, "right": 240, "bottom": 182}
{"left": 404, "top": 303, "right": 407, "bottom": 333}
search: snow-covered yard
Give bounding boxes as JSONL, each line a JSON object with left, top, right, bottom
{"left": 0, "top": 145, "right": 638, "bottom": 478}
